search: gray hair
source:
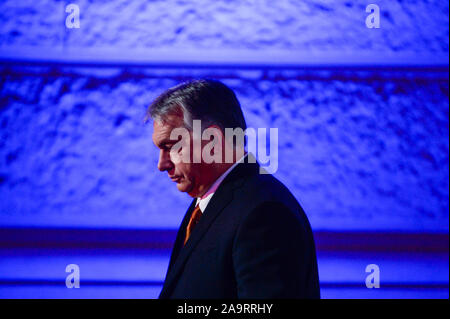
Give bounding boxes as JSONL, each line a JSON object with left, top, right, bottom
{"left": 145, "top": 79, "right": 247, "bottom": 133}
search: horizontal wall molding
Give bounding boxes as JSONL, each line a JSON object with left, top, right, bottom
{"left": 1, "top": 227, "right": 448, "bottom": 253}
{"left": 0, "top": 47, "right": 448, "bottom": 70}
{"left": 0, "top": 279, "right": 447, "bottom": 290}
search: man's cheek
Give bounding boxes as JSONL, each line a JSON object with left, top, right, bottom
{"left": 171, "top": 147, "right": 189, "bottom": 165}
{"left": 170, "top": 152, "right": 182, "bottom": 164}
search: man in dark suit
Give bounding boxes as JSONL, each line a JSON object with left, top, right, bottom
{"left": 146, "top": 79, "right": 320, "bottom": 298}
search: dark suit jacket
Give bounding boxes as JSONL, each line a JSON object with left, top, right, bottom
{"left": 159, "top": 159, "right": 320, "bottom": 299}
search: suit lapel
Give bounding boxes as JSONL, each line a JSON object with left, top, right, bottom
{"left": 166, "top": 198, "right": 197, "bottom": 274}
{"left": 159, "top": 159, "right": 260, "bottom": 298}
{"left": 159, "top": 182, "right": 235, "bottom": 298}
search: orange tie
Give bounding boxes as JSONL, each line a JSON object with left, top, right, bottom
{"left": 184, "top": 204, "right": 202, "bottom": 246}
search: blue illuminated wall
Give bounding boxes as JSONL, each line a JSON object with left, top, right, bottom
{"left": 0, "top": 0, "right": 448, "bottom": 299}
{"left": 1, "top": 67, "right": 448, "bottom": 231}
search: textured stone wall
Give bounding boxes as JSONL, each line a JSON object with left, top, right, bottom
{"left": 1, "top": 66, "right": 448, "bottom": 231}
{"left": 0, "top": 0, "right": 448, "bottom": 52}
{"left": 0, "top": 0, "right": 448, "bottom": 231}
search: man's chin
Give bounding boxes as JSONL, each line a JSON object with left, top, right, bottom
{"left": 176, "top": 181, "right": 191, "bottom": 193}
{"left": 176, "top": 182, "right": 199, "bottom": 198}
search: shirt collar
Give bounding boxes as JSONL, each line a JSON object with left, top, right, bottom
{"left": 196, "top": 153, "right": 247, "bottom": 213}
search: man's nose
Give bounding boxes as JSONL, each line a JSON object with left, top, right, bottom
{"left": 157, "top": 150, "right": 173, "bottom": 172}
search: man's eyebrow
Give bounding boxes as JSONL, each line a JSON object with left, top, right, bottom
{"left": 156, "top": 138, "right": 179, "bottom": 148}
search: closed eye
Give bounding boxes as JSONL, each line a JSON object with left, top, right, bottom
{"left": 162, "top": 143, "right": 176, "bottom": 151}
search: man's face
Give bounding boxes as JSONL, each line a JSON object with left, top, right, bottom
{"left": 152, "top": 114, "right": 214, "bottom": 198}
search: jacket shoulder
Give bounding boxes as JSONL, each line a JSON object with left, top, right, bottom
{"left": 241, "top": 172, "right": 301, "bottom": 207}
